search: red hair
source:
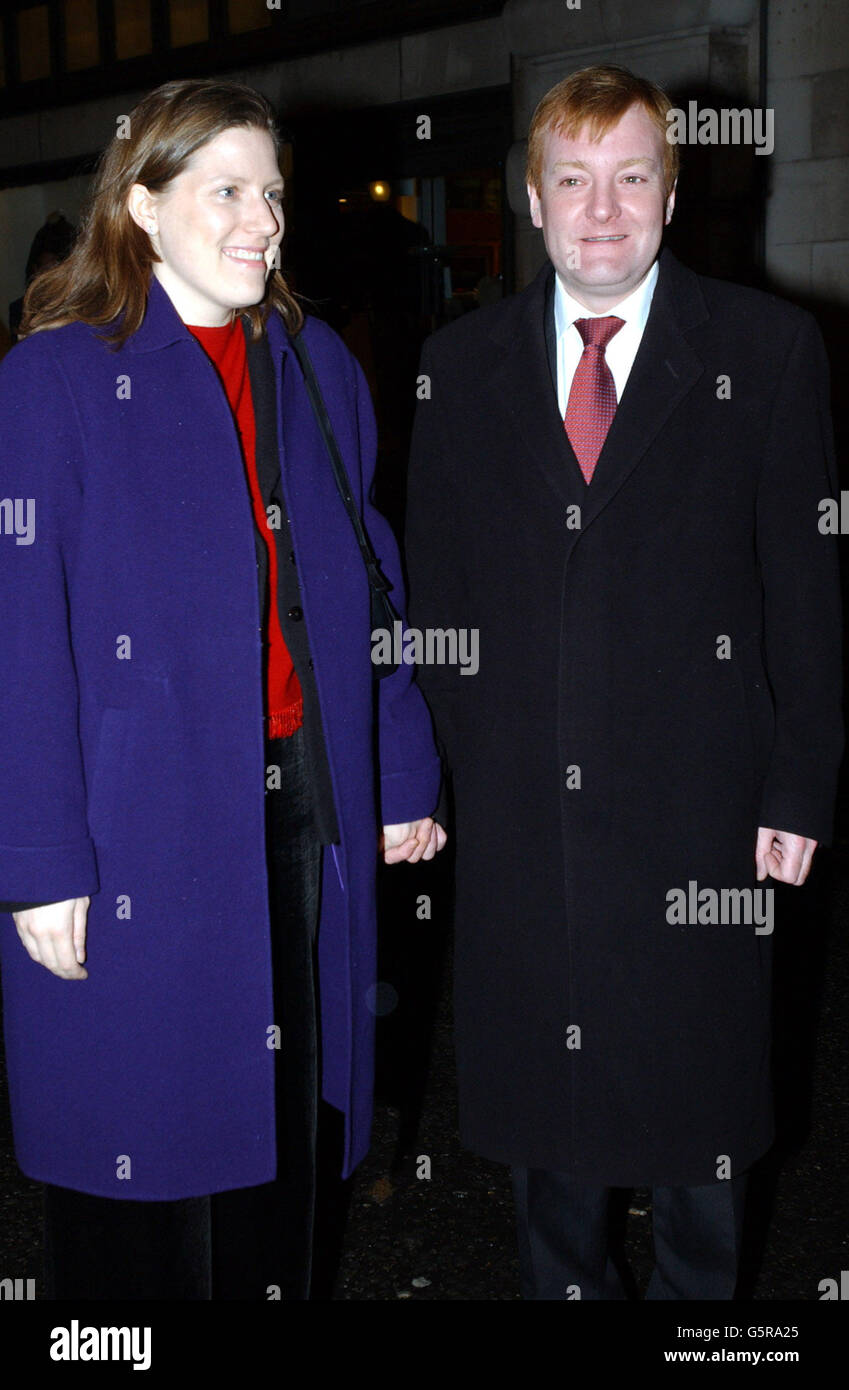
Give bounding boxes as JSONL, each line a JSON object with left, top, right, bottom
{"left": 526, "top": 64, "right": 679, "bottom": 195}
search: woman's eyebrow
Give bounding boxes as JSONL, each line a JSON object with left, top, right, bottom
{"left": 199, "top": 172, "right": 284, "bottom": 185}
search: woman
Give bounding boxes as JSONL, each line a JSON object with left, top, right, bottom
{"left": 0, "top": 78, "right": 445, "bottom": 1300}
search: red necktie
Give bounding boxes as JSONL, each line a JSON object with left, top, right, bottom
{"left": 564, "top": 316, "right": 624, "bottom": 483}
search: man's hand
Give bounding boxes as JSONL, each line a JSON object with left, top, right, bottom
{"left": 12, "top": 898, "right": 90, "bottom": 979}
{"left": 380, "top": 817, "right": 447, "bottom": 865}
{"left": 756, "top": 828, "right": 817, "bottom": 885}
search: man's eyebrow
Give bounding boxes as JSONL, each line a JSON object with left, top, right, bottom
{"left": 551, "top": 156, "right": 659, "bottom": 171}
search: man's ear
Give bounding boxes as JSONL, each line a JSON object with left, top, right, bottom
{"left": 665, "top": 178, "right": 677, "bottom": 226}
{"left": 527, "top": 182, "right": 543, "bottom": 229}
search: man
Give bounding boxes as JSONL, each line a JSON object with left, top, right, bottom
{"left": 405, "top": 65, "right": 843, "bottom": 1299}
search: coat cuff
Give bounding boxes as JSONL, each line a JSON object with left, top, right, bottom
{"left": 0, "top": 838, "right": 99, "bottom": 905}
{"left": 757, "top": 792, "right": 836, "bottom": 849}
{"left": 379, "top": 755, "right": 442, "bottom": 828}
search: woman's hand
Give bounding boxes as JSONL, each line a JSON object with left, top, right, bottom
{"left": 380, "top": 818, "right": 447, "bottom": 865}
{"left": 12, "top": 899, "right": 90, "bottom": 979}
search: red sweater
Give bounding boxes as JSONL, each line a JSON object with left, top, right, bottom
{"left": 188, "top": 315, "right": 303, "bottom": 739}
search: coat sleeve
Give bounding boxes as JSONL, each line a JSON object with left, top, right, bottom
{"left": 0, "top": 336, "right": 100, "bottom": 905}
{"left": 349, "top": 351, "right": 442, "bottom": 827}
{"left": 755, "top": 313, "right": 844, "bottom": 845}
{"left": 403, "top": 334, "right": 470, "bottom": 787}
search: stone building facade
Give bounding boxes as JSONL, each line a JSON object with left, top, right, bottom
{"left": 0, "top": 1, "right": 845, "bottom": 337}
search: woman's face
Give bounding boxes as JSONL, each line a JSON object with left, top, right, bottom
{"left": 134, "top": 125, "right": 285, "bottom": 325}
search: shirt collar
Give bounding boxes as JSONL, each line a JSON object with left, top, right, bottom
{"left": 554, "top": 257, "right": 659, "bottom": 343}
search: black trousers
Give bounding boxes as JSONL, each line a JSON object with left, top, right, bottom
{"left": 511, "top": 1168, "right": 749, "bottom": 1300}
{"left": 43, "top": 726, "right": 323, "bottom": 1300}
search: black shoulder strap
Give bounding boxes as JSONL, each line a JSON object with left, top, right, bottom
{"left": 289, "top": 330, "right": 391, "bottom": 598}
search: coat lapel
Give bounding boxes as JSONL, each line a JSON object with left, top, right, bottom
{"left": 485, "top": 249, "right": 710, "bottom": 524}
{"left": 487, "top": 263, "right": 587, "bottom": 511}
{"left": 579, "top": 249, "right": 709, "bottom": 530}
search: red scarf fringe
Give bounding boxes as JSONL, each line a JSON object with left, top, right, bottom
{"left": 266, "top": 700, "right": 304, "bottom": 740}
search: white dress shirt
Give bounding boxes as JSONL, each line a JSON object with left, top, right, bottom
{"left": 554, "top": 259, "right": 660, "bottom": 418}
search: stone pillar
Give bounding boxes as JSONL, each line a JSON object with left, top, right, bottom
{"left": 765, "top": 0, "right": 849, "bottom": 310}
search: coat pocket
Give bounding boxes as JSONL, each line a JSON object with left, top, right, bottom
{"left": 86, "top": 707, "right": 136, "bottom": 846}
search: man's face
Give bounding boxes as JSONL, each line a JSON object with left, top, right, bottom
{"left": 527, "top": 103, "right": 675, "bottom": 312}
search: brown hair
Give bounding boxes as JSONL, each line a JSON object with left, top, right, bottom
{"left": 19, "top": 78, "right": 303, "bottom": 348}
{"left": 526, "top": 64, "right": 679, "bottom": 196}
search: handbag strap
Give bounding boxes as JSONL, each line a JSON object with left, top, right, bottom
{"left": 289, "top": 330, "right": 391, "bottom": 597}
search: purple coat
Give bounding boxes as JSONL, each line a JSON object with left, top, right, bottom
{"left": 0, "top": 278, "right": 440, "bottom": 1199}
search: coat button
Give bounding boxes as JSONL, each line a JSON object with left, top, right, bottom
{"left": 288, "top": 606, "right": 303, "bottom": 621}
{"left": 289, "top": 550, "right": 295, "bottom": 564}
{"left": 308, "top": 658, "right": 314, "bottom": 669}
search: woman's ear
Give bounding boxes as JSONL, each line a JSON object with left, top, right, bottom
{"left": 127, "top": 184, "right": 158, "bottom": 236}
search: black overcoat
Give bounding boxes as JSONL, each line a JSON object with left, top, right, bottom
{"left": 405, "top": 249, "right": 843, "bottom": 1185}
